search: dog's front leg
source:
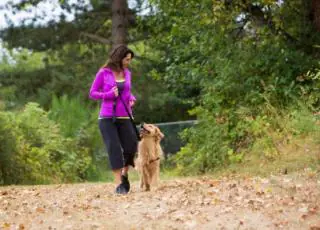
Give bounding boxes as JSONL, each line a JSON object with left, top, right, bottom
{"left": 142, "top": 166, "right": 151, "bottom": 191}
{"left": 139, "top": 174, "right": 144, "bottom": 190}
{"left": 152, "top": 163, "right": 160, "bottom": 188}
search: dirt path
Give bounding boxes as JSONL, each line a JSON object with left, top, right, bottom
{"left": 1, "top": 170, "right": 320, "bottom": 230}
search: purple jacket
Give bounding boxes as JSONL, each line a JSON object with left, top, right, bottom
{"left": 89, "top": 67, "right": 136, "bottom": 117}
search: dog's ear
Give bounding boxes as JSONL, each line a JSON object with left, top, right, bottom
{"left": 156, "top": 127, "right": 164, "bottom": 140}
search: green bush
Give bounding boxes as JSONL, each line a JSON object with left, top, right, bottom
{"left": 0, "top": 102, "right": 91, "bottom": 185}
{"left": 173, "top": 108, "right": 230, "bottom": 175}
{"left": 172, "top": 101, "right": 320, "bottom": 175}
{"left": 49, "top": 95, "right": 90, "bottom": 137}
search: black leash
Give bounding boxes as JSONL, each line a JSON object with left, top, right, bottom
{"left": 149, "top": 157, "right": 160, "bottom": 164}
{"left": 118, "top": 93, "right": 141, "bottom": 141}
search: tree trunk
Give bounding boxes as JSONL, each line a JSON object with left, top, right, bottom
{"left": 311, "top": 0, "right": 320, "bottom": 31}
{"left": 111, "top": 0, "right": 129, "bottom": 48}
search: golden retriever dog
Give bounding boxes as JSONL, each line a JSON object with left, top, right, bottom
{"left": 135, "top": 123, "right": 164, "bottom": 191}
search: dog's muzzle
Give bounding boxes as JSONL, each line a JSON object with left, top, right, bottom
{"left": 139, "top": 122, "right": 145, "bottom": 131}
{"left": 139, "top": 122, "right": 150, "bottom": 135}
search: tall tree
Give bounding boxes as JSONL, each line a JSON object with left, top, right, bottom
{"left": 312, "top": 0, "right": 320, "bottom": 31}
{"left": 112, "top": 0, "right": 130, "bottom": 47}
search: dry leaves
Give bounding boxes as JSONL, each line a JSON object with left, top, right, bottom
{"left": 0, "top": 171, "right": 319, "bottom": 229}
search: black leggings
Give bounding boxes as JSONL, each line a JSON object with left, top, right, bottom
{"left": 98, "top": 118, "right": 138, "bottom": 170}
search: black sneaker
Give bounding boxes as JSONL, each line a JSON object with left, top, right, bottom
{"left": 121, "top": 175, "right": 130, "bottom": 192}
{"left": 115, "top": 183, "right": 128, "bottom": 194}
{"left": 115, "top": 175, "right": 130, "bottom": 195}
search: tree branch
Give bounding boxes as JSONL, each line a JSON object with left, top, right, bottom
{"left": 245, "top": 4, "right": 300, "bottom": 44}
{"left": 80, "top": 31, "right": 151, "bottom": 46}
{"left": 134, "top": 55, "right": 156, "bottom": 63}
{"left": 80, "top": 32, "right": 111, "bottom": 44}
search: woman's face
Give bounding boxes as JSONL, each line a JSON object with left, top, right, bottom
{"left": 122, "top": 53, "right": 132, "bottom": 68}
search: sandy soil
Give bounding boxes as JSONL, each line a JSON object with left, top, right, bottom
{"left": 1, "top": 170, "right": 320, "bottom": 230}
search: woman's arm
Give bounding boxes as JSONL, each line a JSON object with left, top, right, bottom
{"left": 129, "top": 94, "right": 136, "bottom": 107}
{"left": 130, "top": 94, "right": 136, "bottom": 102}
{"left": 89, "top": 70, "right": 116, "bottom": 100}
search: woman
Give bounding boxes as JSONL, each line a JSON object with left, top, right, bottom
{"left": 89, "top": 44, "right": 138, "bottom": 194}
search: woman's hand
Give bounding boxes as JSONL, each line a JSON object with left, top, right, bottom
{"left": 129, "top": 100, "right": 135, "bottom": 107}
{"left": 112, "top": 86, "right": 119, "bottom": 97}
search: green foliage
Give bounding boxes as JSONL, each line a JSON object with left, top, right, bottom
{"left": 48, "top": 94, "right": 113, "bottom": 180}
{"left": 128, "top": 42, "right": 194, "bottom": 123}
{"left": 49, "top": 95, "right": 90, "bottom": 137}
{"left": 173, "top": 108, "right": 230, "bottom": 175}
{"left": 147, "top": 0, "right": 320, "bottom": 174}
{"left": 172, "top": 102, "right": 320, "bottom": 174}
{"left": 298, "top": 69, "right": 320, "bottom": 111}
{"left": 0, "top": 43, "right": 110, "bottom": 109}
{"left": 0, "top": 103, "right": 91, "bottom": 185}
{"left": 247, "top": 105, "right": 320, "bottom": 160}
{"left": 1, "top": 0, "right": 111, "bottom": 51}
{"left": 287, "top": 107, "right": 320, "bottom": 137}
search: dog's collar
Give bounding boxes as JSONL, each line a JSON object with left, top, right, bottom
{"left": 149, "top": 157, "right": 160, "bottom": 164}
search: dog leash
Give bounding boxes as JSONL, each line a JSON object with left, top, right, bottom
{"left": 117, "top": 92, "right": 141, "bottom": 141}
{"left": 149, "top": 157, "right": 160, "bottom": 164}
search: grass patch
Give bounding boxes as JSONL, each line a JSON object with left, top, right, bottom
{"left": 210, "top": 136, "right": 320, "bottom": 178}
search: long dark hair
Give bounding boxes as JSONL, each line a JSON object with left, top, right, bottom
{"left": 103, "top": 44, "right": 134, "bottom": 72}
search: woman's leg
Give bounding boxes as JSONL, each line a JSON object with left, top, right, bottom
{"left": 98, "top": 119, "right": 125, "bottom": 185}
{"left": 113, "top": 169, "right": 122, "bottom": 184}
{"left": 118, "top": 119, "right": 138, "bottom": 171}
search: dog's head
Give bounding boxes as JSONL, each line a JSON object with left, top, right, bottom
{"left": 140, "top": 123, "right": 164, "bottom": 141}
